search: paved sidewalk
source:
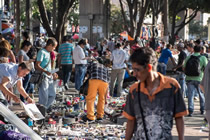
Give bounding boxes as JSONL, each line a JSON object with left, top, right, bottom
{"left": 172, "top": 99, "right": 209, "bottom": 140}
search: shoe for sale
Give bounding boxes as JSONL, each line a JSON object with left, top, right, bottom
{"left": 82, "top": 115, "right": 95, "bottom": 123}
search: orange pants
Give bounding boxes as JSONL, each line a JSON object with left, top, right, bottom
{"left": 86, "top": 79, "right": 108, "bottom": 120}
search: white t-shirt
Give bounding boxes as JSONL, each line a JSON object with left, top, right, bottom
{"left": 73, "top": 45, "right": 87, "bottom": 64}
{"left": 111, "top": 48, "right": 127, "bottom": 69}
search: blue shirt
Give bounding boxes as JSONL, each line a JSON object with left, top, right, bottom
{"left": 58, "top": 43, "right": 74, "bottom": 65}
{"left": 0, "top": 63, "right": 22, "bottom": 89}
{"left": 158, "top": 48, "right": 172, "bottom": 64}
{"left": 36, "top": 48, "right": 51, "bottom": 72}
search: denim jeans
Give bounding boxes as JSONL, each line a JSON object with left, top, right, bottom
{"left": 38, "top": 76, "right": 56, "bottom": 109}
{"left": 20, "top": 73, "right": 31, "bottom": 102}
{"left": 75, "top": 64, "right": 87, "bottom": 90}
{"left": 62, "top": 64, "right": 72, "bottom": 85}
{"left": 26, "top": 82, "right": 35, "bottom": 93}
{"left": 186, "top": 80, "right": 205, "bottom": 113}
{"left": 176, "top": 72, "right": 187, "bottom": 97}
{"left": 157, "top": 62, "right": 167, "bottom": 75}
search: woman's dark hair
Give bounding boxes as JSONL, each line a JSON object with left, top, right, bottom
{"left": 21, "top": 40, "right": 31, "bottom": 49}
{"left": 130, "top": 47, "right": 157, "bottom": 71}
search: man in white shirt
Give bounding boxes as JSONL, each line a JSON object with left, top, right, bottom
{"left": 110, "top": 43, "right": 128, "bottom": 97}
{"left": 108, "top": 38, "right": 115, "bottom": 52}
{"left": 73, "top": 39, "right": 90, "bottom": 91}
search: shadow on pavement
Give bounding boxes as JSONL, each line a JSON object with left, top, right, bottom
{"left": 173, "top": 136, "right": 208, "bottom": 140}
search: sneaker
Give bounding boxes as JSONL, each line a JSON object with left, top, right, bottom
{"left": 82, "top": 115, "right": 95, "bottom": 123}
{"left": 64, "top": 84, "right": 70, "bottom": 90}
{"left": 194, "top": 97, "right": 199, "bottom": 101}
{"left": 201, "top": 111, "right": 204, "bottom": 115}
{"left": 96, "top": 117, "right": 103, "bottom": 123}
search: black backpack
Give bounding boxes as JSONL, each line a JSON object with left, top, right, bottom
{"left": 185, "top": 55, "right": 201, "bottom": 76}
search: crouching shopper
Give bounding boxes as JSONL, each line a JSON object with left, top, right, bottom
{"left": 123, "top": 47, "right": 188, "bottom": 140}
{"left": 82, "top": 58, "right": 110, "bottom": 122}
{"left": 0, "top": 62, "right": 34, "bottom": 105}
{"left": 35, "top": 37, "right": 58, "bottom": 109}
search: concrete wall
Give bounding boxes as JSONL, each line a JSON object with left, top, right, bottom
{"left": 79, "top": 0, "right": 110, "bottom": 45}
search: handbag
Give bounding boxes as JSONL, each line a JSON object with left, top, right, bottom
{"left": 137, "top": 82, "right": 149, "bottom": 140}
{"left": 79, "top": 78, "right": 89, "bottom": 96}
{"left": 29, "top": 60, "right": 50, "bottom": 85}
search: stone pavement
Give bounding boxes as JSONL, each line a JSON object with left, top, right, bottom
{"left": 172, "top": 99, "right": 209, "bottom": 140}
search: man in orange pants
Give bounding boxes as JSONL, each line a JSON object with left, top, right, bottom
{"left": 82, "top": 58, "right": 109, "bottom": 122}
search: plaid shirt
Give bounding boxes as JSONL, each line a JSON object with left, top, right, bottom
{"left": 87, "top": 62, "right": 110, "bottom": 83}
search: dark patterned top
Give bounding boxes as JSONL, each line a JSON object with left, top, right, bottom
{"left": 123, "top": 73, "right": 188, "bottom": 140}
{"left": 87, "top": 61, "right": 110, "bottom": 83}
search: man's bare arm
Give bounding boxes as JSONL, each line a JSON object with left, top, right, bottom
{"left": 16, "top": 80, "right": 34, "bottom": 103}
{"left": 125, "top": 119, "right": 135, "bottom": 140}
{"left": 0, "top": 77, "right": 20, "bottom": 102}
{"left": 175, "top": 117, "right": 185, "bottom": 140}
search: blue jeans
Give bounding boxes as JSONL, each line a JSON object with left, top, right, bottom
{"left": 62, "top": 64, "right": 72, "bottom": 85}
{"left": 186, "top": 80, "right": 205, "bottom": 113}
{"left": 20, "top": 73, "right": 31, "bottom": 102}
{"left": 26, "top": 82, "right": 35, "bottom": 93}
{"left": 38, "top": 76, "right": 56, "bottom": 109}
{"left": 176, "top": 72, "right": 187, "bottom": 97}
{"left": 75, "top": 64, "right": 87, "bottom": 90}
{"left": 157, "top": 62, "right": 167, "bottom": 75}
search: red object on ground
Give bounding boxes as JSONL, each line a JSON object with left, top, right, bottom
{"left": 67, "top": 101, "right": 71, "bottom": 106}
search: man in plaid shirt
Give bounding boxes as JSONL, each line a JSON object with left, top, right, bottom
{"left": 82, "top": 58, "right": 110, "bottom": 122}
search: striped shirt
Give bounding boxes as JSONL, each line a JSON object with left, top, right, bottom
{"left": 58, "top": 43, "right": 74, "bottom": 65}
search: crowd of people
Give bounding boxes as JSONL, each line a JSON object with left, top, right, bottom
{"left": 1, "top": 31, "right": 210, "bottom": 139}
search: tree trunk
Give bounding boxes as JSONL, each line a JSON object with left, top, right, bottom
{"left": 135, "top": 0, "right": 151, "bottom": 41}
{"left": 163, "top": 0, "right": 169, "bottom": 42}
{"left": 37, "top": 0, "right": 75, "bottom": 44}
{"left": 15, "top": 0, "right": 20, "bottom": 52}
{"left": 52, "top": 0, "right": 57, "bottom": 32}
{"left": 37, "top": 0, "right": 54, "bottom": 37}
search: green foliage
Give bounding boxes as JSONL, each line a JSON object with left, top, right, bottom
{"left": 68, "top": 1, "right": 79, "bottom": 27}
{"left": 189, "top": 20, "right": 208, "bottom": 39}
{"left": 110, "top": 4, "right": 125, "bottom": 36}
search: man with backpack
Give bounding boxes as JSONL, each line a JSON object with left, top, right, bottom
{"left": 183, "top": 45, "right": 208, "bottom": 117}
